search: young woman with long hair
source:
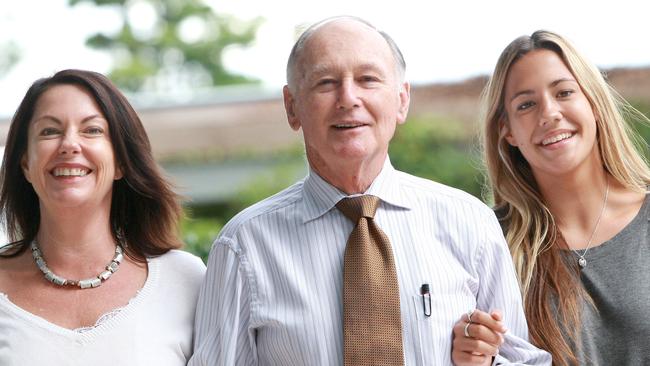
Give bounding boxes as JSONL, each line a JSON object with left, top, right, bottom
{"left": 452, "top": 31, "right": 650, "bottom": 365}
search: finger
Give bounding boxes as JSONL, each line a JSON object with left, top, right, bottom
{"left": 452, "top": 321, "right": 501, "bottom": 348}
{"left": 461, "top": 322, "right": 504, "bottom": 346}
{"left": 489, "top": 309, "right": 503, "bottom": 322}
{"left": 453, "top": 333, "right": 500, "bottom": 356}
{"left": 451, "top": 349, "right": 491, "bottom": 366}
{"left": 453, "top": 323, "right": 503, "bottom": 354}
{"left": 453, "top": 319, "right": 490, "bottom": 338}
{"left": 469, "top": 309, "right": 507, "bottom": 334}
{"left": 453, "top": 319, "right": 472, "bottom": 337}
{"left": 462, "top": 309, "right": 488, "bottom": 323}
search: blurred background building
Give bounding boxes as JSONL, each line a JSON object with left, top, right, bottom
{"left": 1, "top": 0, "right": 649, "bottom": 257}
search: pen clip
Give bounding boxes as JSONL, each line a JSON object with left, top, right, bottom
{"left": 420, "top": 283, "right": 431, "bottom": 317}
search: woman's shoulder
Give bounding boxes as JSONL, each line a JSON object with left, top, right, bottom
{"left": 151, "top": 249, "right": 206, "bottom": 279}
{"left": 157, "top": 249, "right": 205, "bottom": 265}
{"left": 145, "top": 250, "right": 205, "bottom": 310}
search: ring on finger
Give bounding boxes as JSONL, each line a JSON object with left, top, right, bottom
{"left": 467, "top": 309, "right": 475, "bottom": 323}
{"left": 464, "top": 322, "right": 472, "bottom": 338}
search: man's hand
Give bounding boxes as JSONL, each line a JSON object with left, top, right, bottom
{"left": 451, "top": 309, "right": 507, "bottom": 366}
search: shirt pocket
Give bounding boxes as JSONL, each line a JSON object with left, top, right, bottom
{"left": 411, "top": 292, "right": 476, "bottom": 366}
{"left": 411, "top": 294, "right": 444, "bottom": 366}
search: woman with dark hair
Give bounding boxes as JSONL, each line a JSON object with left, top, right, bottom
{"left": 451, "top": 31, "right": 650, "bottom": 365}
{"left": 0, "top": 69, "right": 205, "bottom": 365}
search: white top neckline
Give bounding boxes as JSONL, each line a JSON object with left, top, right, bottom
{"left": 0, "top": 257, "right": 158, "bottom": 342}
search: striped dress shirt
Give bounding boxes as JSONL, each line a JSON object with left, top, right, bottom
{"left": 189, "top": 158, "right": 551, "bottom": 366}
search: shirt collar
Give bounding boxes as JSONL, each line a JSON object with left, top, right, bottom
{"left": 301, "top": 157, "right": 412, "bottom": 223}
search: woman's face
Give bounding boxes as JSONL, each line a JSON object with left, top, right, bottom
{"left": 501, "top": 49, "right": 600, "bottom": 181}
{"left": 21, "top": 84, "right": 122, "bottom": 210}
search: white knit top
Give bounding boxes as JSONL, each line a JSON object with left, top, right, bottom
{"left": 0, "top": 250, "right": 206, "bottom": 366}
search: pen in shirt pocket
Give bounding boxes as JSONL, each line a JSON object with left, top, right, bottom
{"left": 420, "top": 283, "right": 431, "bottom": 317}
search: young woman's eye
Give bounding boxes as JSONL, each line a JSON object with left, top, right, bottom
{"left": 557, "top": 90, "right": 574, "bottom": 98}
{"left": 517, "top": 101, "right": 535, "bottom": 111}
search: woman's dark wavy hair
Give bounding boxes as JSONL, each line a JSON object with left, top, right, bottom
{"left": 0, "top": 69, "right": 183, "bottom": 260}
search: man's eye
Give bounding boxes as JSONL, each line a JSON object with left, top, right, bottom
{"left": 360, "top": 75, "right": 380, "bottom": 83}
{"left": 317, "top": 79, "right": 336, "bottom": 86}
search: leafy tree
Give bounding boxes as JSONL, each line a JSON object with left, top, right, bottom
{"left": 69, "top": 0, "right": 261, "bottom": 91}
{"left": 0, "top": 41, "right": 20, "bottom": 77}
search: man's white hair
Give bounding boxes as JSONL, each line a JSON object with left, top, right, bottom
{"left": 285, "top": 16, "right": 406, "bottom": 92}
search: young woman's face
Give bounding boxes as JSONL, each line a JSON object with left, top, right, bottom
{"left": 502, "top": 49, "right": 600, "bottom": 180}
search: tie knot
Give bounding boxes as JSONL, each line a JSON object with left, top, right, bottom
{"left": 336, "top": 195, "right": 380, "bottom": 222}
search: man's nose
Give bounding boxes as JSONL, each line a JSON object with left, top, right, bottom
{"left": 336, "top": 79, "right": 361, "bottom": 110}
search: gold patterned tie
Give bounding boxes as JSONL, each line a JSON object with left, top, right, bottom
{"left": 337, "top": 195, "right": 404, "bottom": 366}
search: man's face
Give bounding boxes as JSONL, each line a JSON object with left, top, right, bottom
{"left": 283, "top": 20, "right": 410, "bottom": 176}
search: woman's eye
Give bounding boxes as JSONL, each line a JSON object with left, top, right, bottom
{"left": 85, "top": 127, "right": 104, "bottom": 135}
{"left": 557, "top": 90, "right": 574, "bottom": 98}
{"left": 39, "top": 127, "right": 60, "bottom": 136}
{"left": 517, "top": 101, "right": 535, "bottom": 111}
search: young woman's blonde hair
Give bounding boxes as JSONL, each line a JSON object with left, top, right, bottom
{"left": 481, "top": 30, "right": 650, "bottom": 365}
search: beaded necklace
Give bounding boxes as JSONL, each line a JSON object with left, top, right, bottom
{"left": 31, "top": 240, "right": 124, "bottom": 289}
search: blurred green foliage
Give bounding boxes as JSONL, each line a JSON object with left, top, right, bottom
{"left": 181, "top": 157, "right": 306, "bottom": 262}
{"left": 70, "top": 0, "right": 261, "bottom": 91}
{"left": 180, "top": 115, "right": 484, "bottom": 262}
{"left": 628, "top": 100, "right": 650, "bottom": 158}
{"left": 389, "top": 115, "right": 484, "bottom": 198}
{"left": 180, "top": 215, "right": 222, "bottom": 262}
{"left": 180, "top": 103, "right": 650, "bottom": 262}
{"left": 228, "top": 161, "right": 306, "bottom": 210}
{"left": 0, "top": 41, "right": 20, "bottom": 77}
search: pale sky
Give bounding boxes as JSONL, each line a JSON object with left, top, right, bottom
{"left": 1, "top": 0, "right": 649, "bottom": 117}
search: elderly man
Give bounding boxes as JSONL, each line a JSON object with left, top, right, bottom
{"left": 190, "top": 16, "right": 550, "bottom": 366}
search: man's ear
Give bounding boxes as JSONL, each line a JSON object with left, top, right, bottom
{"left": 283, "top": 85, "right": 301, "bottom": 131}
{"left": 396, "top": 82, "right": 410, "bottom": 125}
{"left": 500, "top": 119, "right": 517, "bottom": 146}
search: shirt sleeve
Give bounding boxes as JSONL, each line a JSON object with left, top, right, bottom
{"left": 475, "top": 211, "right": 552, "bottom": 366}
{"left": 188, "top": 237, "right": 257, "bottom": 366}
